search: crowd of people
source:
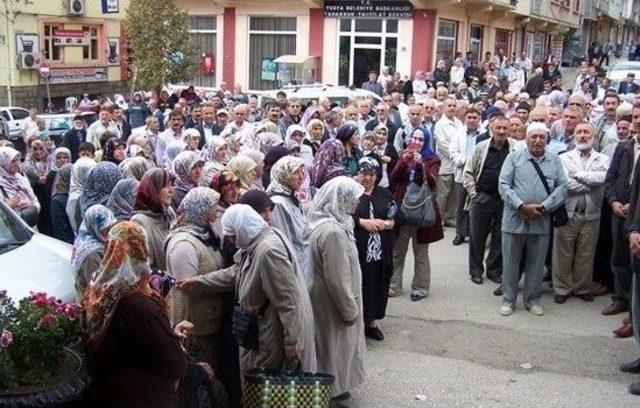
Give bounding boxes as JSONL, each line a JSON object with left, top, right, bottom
{"left": 3, "top": 47, "right": 640, "bottom": 404}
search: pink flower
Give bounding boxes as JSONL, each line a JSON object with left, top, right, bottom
{"left": 0, "top": 330, "right": 12, "bottom": 348}
{"left": 38, "top": 312, "right": 57, "bottom": 327}
{"left": 62, "top": 303, "right": 79, "bottom": 320}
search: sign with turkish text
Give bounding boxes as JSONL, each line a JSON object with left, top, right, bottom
{"left": 324, "top": 0, "right": 414, "bottom": 19}
{"left": 102, "top": 0, "right": 119, "bottom": 13}
{"left": 549, "top": 35, "right": 564, "bottom": 60}
{"left": 53, "top": 29, "right": 88, "bottom": 46}
{"left": 39, "top": 62, "right": 50, "bottom": 79}
{"left": 39, "top": 67, "right": 107, "bottom": 84}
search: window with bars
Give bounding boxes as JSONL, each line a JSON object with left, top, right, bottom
{"left": 188, "top": 15, "right": 217, "bottom": 87}
{"left": 249, "top": 17, "right": 297, "bottom": 90}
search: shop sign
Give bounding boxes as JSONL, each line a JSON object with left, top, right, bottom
{"left": 40, "top": 67, "right": 108, "bottom": 84}
{"left": 324, "top": 0, "right": 414, "bottom": 19}
{"left": 102, "top": 0, "right": 119, "bottom": 13}
{"left": 261, "top": 59, "right": 277, "bottom": 81}
{"left": 53, "top": 29, "right": 88, "bottom": 46}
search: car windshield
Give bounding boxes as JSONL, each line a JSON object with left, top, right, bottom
{"left": 0, "top": 202, "right": 34, "bottom": 254}
{"left": 610, "top": 63, "right": 640, "bottom": 72}
{"left": 46, "top": 118, "right": 72, "bottom": 131}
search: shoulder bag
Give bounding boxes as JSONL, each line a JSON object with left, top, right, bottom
{"left": 529, "top": 158, "right": 568, "bottom": 228}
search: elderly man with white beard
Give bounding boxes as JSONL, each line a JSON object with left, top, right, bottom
{"left": 552, "top": 122, "right": 610, "bottom": 304}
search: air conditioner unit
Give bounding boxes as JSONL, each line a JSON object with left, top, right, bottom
{"left": 17, "top": 52, "right": 40, "bottom": 70}
{"left": 67, "top": 0, "right": 86, "bottom": 16}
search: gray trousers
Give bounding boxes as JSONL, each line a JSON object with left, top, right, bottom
{"left": 612, "top": 215, "right": 633, "bottom": 307}
{"left": 468, "top": 193, "right": 503, "bottom": 278}
{"left": 454, "top": 182, "right": 469, "bottom": 237}
{"left": 436, "top": 174, "right": 456, "bottom": 225}
{"left": 501, "top": 232, "right": 550, "bottom": 308}
{"left": 390, "top": 225, "right": 431, "bottom": 296}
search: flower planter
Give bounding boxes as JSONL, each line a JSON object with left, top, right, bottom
{"left": 0, "top": 348, "right": 91, "bottom": 408}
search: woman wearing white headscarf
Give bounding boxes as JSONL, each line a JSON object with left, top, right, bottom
{"left": 177, "top": 204, "right": 316, "bottom": 377}
{"left": 308, "top": 176, "right": 366, "bottom": 400}
{"left": 239, "top": 148, "right": 266, "bottom": 190}
{"left": 267, "top": 156, "right": 312, "bottom": 287}
{"left": 66, "top": 157, "right": 97, "bottom": 233}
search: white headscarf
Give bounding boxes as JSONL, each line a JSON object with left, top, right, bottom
{"left": 66, "top": 158, "right": 98, "bottom": 232}
{"left": 308, "top": 176, "right": 364, "bottom": 235}
{"left": 221, "top": 204, "right": 267, "bottom": 248}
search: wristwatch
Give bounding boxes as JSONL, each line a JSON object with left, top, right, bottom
{"left": 384, "top": 221, "right": 392, "bottom": 230}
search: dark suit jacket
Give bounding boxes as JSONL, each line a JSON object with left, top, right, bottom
{"left": 618, "top": 81, "right": 640, "bottom": 94}
{"left": 62, "top": 128, "right": 87, "bottom": 162}
{"left": 195, "top": 123, "right": 223, "bottom": 149}
{"left": 625, "top": 145, "right": 640, "bottom": 236}
{"left": 525, "top": 75, "right": 544, "bottom": 98}
{"left": 115, "top": 121, "right": 132, "bottom": 142}
{"left": 365, "top": 118, "right": 398, "bottom": 147}
{"left": 605, "top": 140, "right": 637, "bottom": 208}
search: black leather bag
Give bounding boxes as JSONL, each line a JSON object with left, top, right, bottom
{"left": 232, "top": 302, "right": 268, "bottom": 351}
{"left": 529, "top": 159, "right": 568, "bottom": 228}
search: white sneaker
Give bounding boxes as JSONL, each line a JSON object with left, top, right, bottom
{"left": 527, "top": 305, "right": 544, "bottom": 316}
{"left": 498, "top": 305, "right": 514, "bottom": 316}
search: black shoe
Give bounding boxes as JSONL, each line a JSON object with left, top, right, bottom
{"left": 554, "top": 294, "right": 570, "bottom": 304}
{"left": 452, "top": 234, "right": 465, "bottom": 246}
{"left": 493, "top": 287, "right": 503, "bottom": 296}
{"left": 620, "top": 359, "right": 640, "bottom": 374}
{"left": 487, "top": 274, "right": 502, "bottom": 284}
{"left": 365, "top": 326, "right": 384, "bottom": 341}
{"left": 471, "top": 275, "right": 483, "bottom": 285}
{"left": 629, "top": 382, "right": 640, "bottom": 395}
{"left": 574, "top": 293, "right": 594, "bottom": 302}
{"left": 332, "top": 392, "right": 351, "bottom": 401}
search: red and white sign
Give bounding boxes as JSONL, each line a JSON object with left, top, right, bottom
{"left": 39, "top": 62, "right": 50, "bottom": 79}
{"left": 201, "top": 53, "right": 215, "bottom": 75}
{"left": 53, "top": 29, "right": 88, "bottom": 46}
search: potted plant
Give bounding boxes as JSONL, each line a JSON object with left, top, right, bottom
{"left": 0, "top": 291, "right": 90, "bottom": 407}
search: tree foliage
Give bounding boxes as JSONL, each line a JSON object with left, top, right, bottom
{"left": 124, "top": 0, "right": 197, "bottom": 92}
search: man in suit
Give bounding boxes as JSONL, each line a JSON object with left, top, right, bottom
{"left": 619, "top": 73, "right": 640, "bottom": 95}
{"left": 620, "top": 104, "right": 640, "bottom": 395}
{"left": 62, "top": 115, "right": 88, "bottom": 162}
{"left": 195, "top": 104, "right": 223, "bottom": 148}
{"left": 365, "top": 103, "right": 398, "bottom": 147}
{"left": 112, "top": 105, "right": 132, "bottom": 142}
{"left": 603, "top": 104, "right": 640, "bottom": 320}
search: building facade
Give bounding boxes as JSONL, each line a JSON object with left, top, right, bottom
{"left": 182, "top": 0, "right": 596, "bottom": 91}
{"left": 0, "top": 0, "right": 128, "bottom": 110}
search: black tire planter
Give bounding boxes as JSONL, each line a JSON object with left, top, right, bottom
{"left": 0, "top": 348, "right": 91, "bottom": 408}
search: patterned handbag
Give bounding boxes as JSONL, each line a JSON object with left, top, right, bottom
{"left": 242, "top": 365, "right": 335, "bottom": 408}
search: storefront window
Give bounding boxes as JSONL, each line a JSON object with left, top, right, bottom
{"left": 249, "top": 17, "right": 297, "bottom": 90}
{"left": 436, "top": 19, "right": 457, "bottom": 63}
{"left": 494, "top": 28, "right": 513, "bottom": 55}
{"left": 337, "top": 18, "right": 399, "bottom": 86}
{"left": 188, "top": 15, "right": 217, "bottom": 87}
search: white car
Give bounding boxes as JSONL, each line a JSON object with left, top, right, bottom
{"left": 606, "top": 61, "right": 640, "bottom": 92}
{"left": 252, "top": 84, "right": 384, "bottom": 108}
{"left": 0, "top": 200, "right": 75, "bottom": 302}
{"left": 0, "top": 106, "right": 30, "bottom": 138}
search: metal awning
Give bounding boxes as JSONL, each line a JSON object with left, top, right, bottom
{"left": 273, "top": 55, "right": 316, "bottom": 64}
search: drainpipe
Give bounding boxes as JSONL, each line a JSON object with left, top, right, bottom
{"left": 3, "top": 0, "right": 13, "bottom": 106}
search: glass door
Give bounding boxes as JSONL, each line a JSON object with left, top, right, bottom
{"left": 353, "top": 47, "right": 382, "bottom": 87}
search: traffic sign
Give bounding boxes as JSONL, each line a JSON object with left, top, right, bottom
{"left": 39, "top": 63, "right": 50, "bottom": 79}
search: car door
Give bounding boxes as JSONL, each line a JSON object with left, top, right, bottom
{"left": 7, "top": 108, "right": 29, "bottom": 136}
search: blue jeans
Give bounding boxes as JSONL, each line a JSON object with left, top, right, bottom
{"left": 501, "top": 232, "right": 550, "bottom": 309}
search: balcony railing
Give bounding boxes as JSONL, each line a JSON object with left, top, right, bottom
{"left": 530, "top": 0, "right": 581, "bottom": 26}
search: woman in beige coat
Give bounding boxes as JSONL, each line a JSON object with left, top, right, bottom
{"left": 165, "top": 187, "right": 225, "bottom": 370}
{"left": 177, "top": 204, "right": 316, "bottom": 378}
{"left": 131, "top": 168, "right": 175, "bottom": 271}
{"left": 308, "top": 176, "right": 366, "bottom": 400}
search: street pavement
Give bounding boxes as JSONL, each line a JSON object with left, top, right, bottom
{"left": 341, "top": 228, "right": 640, "bottom": 407}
